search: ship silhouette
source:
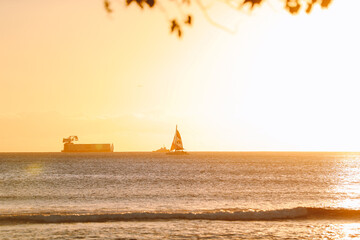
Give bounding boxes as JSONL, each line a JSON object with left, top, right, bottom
{"left": 62, "top": 136, "right": 114, "bottom": 152}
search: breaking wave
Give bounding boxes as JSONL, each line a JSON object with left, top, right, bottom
{"left": 2, "top": 207, "right": 360, "bottom": 224}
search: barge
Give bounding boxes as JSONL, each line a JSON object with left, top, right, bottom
{"left": 62, "top": 136, "right": 114, "bottom": 152}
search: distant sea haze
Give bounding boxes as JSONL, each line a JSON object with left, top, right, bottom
{"left": 1, "top": 152, "right": 360, "bottom": 239}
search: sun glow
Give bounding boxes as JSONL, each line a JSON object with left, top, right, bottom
{"left": 0, "top": 0, "right": 359, "bottom": 151}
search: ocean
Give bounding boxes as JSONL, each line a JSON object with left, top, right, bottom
{"left": 1, "top": 152, "right": 360, "bottom": 239}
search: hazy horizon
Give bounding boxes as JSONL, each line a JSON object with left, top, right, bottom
{"left": 1, "top": 0, "right": 360, "bottom": 152}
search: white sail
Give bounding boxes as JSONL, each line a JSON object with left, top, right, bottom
{"left": 170, "top": 125, "right": 184, "bottom": 151}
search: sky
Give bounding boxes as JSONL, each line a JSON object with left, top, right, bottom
{"left": 0, "top": 0, "right": 360, "bottom": 152}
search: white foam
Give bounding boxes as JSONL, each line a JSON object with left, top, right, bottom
{"left": 0, "top": 207, "right": 310, "bottom": 223}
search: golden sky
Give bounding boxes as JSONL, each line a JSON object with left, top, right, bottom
{"left": 1, "top": 0, "right": 360, "bottom": 152}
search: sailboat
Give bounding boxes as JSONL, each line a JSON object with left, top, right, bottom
{"left": 166, "top": 125, "right": 188, "bottom": 155}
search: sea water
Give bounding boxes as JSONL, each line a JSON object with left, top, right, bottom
{"left": 1, "top": 152, "right": 360, "bottom": 239}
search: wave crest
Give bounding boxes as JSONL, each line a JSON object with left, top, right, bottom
{"left": 2, "top": 207, "right": 360, "bottom": 224}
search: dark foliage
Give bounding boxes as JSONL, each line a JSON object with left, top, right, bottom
{"left": 104, "top": 0, "right": 332, "bottom": 37}
{"left": 125, "top": 0, "right": 156, "bottom": 8}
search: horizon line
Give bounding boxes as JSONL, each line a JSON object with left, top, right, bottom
{"left": 1, "top": 151, "right": 360, "bottom": 153}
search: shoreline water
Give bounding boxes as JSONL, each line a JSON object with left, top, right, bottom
{"left": 2, "top": 152, "right": 360, "bottom": 239}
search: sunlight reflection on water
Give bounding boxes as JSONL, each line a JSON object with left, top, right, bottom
{"left": 2, "top": 152, "right": 360, "bottom": 239}
{"left": 25, "top": 162, "right": 43, "bottom": 176}
{"left": 332, "top": 155, "right": 360, "bottom": 209}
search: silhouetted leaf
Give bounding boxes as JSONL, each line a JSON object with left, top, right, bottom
{"left": 104, "top": 0, "right": 112, "bottom": 13}
{"left": 306, "top": 0, "right": 316, "bottom": 13}
{"left": 170, "top": 20, "right": 183, "bottom": 38}
{"left": 305, "top": 3, "right": 312, "bottom": 13}
{"left": 320, "top": 0, "right": 332, "bottom": 8}
{"left": 285, "top": 0, "right": 301, "bottom": 14}
{"left": 145, "top": 0, "right": 155, "bottom": 8}
{"left": 171, "top": 20, "right": 179, "bottom": 32}
{"left": 185, "top": 15, "right": 192, "bottom": 25}
{"left": 242, "top": 0, "right": 263, "bottom": 9}
{"left": 136, "top": 0, "right": 144, "bottom": 8}
{"left": 126, "top": 0, "right": 133, "bottom": 6}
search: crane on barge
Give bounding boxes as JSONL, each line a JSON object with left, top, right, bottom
{"left": 63, "top": 136, "right": 78, "bottom": 144}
